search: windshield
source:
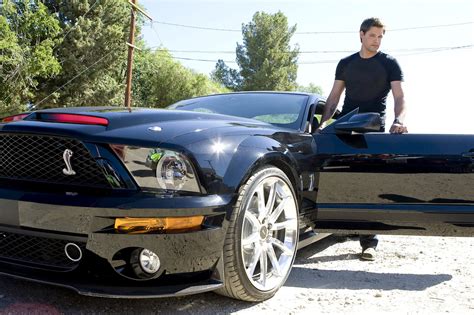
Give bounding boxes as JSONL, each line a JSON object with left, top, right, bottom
{"left": 169, "top": 93, "right": 309, "bottom": 130}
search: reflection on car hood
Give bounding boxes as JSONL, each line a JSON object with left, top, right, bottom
{"left": 0, "top": 107, "right": 280, "bottom": 147}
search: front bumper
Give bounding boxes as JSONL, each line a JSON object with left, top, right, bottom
{"left": 0, "top": 262, "right": 223, "bottom": 298}
{"left": 0, "top": 187, "right": 232, "bottom": 298}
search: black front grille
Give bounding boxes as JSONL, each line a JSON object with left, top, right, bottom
{"left": 0, "top": 231, "right": 86, "bottom": 271}
{"left": 0, "top": 134, "right": 110, "bottom": 188}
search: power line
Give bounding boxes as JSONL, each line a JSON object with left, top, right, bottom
{"left": 147, "top": 20, "right": 473, "bottom": 34}
{"left": 150, "top": 21, "right": 165, "bottom": 47}
{"left": 300, "top": 45, "right": 473, "bottom": 63}
{"left": 149, "top": 20, "right": 240, "bottom": 32}
{"left": 33, "top": 50, "right": 115, "bottom": 108}
{"left": 145, "top": 48, "right": 348, "bottom": 54}
{"left": 1, "top": 0, "right": 101, "bottom": 107}
{"left": 146, "top": 45, "right": 473, "bottom": 54}
{"left": 147, "top": 44, "right": 472, "bottom": 65}
{"left": 297, "top": 22, "right": 474, "bottom": 34}
{"left": 390, "top": 22, "right": 474, "bottom": 31}
{"left": 1, "top": 41, "right": 51, "bottom": 106}
{"left": 395, "top": 44, "right": 473, "bottom": 56}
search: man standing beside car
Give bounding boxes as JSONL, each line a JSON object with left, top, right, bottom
{"left": 317, "top": 17, "right": 408, "bottom": 260}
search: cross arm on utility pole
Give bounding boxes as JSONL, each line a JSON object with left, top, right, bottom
{"left": 128, "top": 0, "right": 153, "bottom": 21}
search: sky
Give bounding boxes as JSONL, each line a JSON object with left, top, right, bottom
{"left": 139, "top": 0, "right": 473, "bottom": 134}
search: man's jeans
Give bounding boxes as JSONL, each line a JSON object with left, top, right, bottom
{"left": 360, "top": 235, "right": 378, "bottom": 250}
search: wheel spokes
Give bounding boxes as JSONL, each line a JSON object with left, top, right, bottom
{"left": 268, "top": 196, "right": 289, "bottom": 224}
{"left": 243, "top": 211, "right": 260, "bottom": 248}
{"left": 244, "top": 211, "right": 260, "bottom": 230}
{"left": 270, "top": 218, "right": 297, "bottom": 231}
{"left": 266, "top": 243, "right": 282, "bottom": 277}
{"left": 265, "top": 181, "right": 277, "bottom": 217}
{"left": 246, "top": 243, "right": 262, "bottom": 278}
{"left": 269, "top": 236, "right": 293, "bottom": 256}
{"left": 256, "top": 185, "right": 266, "bottom": 221}
{"left": 259, "top": 244, "right": 268, "bottom": 286}
{"left": 240, "top": 173, "right": 298, "bottom": 292}
{"left": 242, "top": 231, "right": 260, "bottom": 247}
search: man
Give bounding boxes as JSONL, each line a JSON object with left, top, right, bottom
{"left": 317, "top": 17, "right": 408, "bottom": 260}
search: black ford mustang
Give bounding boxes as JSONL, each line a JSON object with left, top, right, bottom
{"left": 0, "top": 92, "right": 473, "bottom": 301}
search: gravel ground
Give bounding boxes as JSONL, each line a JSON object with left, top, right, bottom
{"left": 0, "top": 235, "right": 473, "bottom": 314}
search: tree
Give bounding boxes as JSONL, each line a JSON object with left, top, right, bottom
{"left": 132, "top": 48, "right": 228, "bottom": 108}
{"left": 210, "top": 59, "right": 242, "bottom": 91}
{"left": 36, "top": 0, "right": 131, "bottom": 108}
{"left": 214, "top": 11, "right": 299, "bottom": 92}
{"left": 238, "top": 11, "right": 299, "bottom": 91}
{"left": 297, "top": 83, "right": 324, "bottom": 95}
{"left": 1, "top": 0, "right": 229, "bottom": 115}
{"left": 0, "top": 0, "right": 62, "bottom": 115}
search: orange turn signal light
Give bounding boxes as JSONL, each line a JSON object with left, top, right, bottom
{"left": 114, "top": 216, "right": 204, "bottom": 234}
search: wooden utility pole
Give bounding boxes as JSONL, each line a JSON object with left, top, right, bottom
{"left": 124, "top": 0, "right": 137, "bottom": 110}
{"left": 124, "top": 1, "right": 153, "bottom": 110}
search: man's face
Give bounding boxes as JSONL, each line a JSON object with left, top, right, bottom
{"left": 360, "top": 26, "right": 384, "bottom": 53}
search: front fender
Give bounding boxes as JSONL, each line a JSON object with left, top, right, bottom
{"left": 184, "top": 133, "right": 307, "bottom": 196}
{"left": 223, "top": 137, "right": 301, "bottom": 194}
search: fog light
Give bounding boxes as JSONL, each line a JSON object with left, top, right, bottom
{"left": 139, "top": 249, "right": 161, "bottom": 274}
{"left": 129, "top": 248, "right": 163, "bottom": 279}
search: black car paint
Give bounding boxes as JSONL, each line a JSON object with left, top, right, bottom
{"left": 0, "top": 92, "right": 472, "bottom": 298}
{"left": 314, "top": 133, "right": 474, "bottom": 236}
{"left": 0, "top": 102, "right": 316, "bottom": 297}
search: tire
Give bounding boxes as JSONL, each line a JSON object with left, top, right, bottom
{"left": 215, "top": 166, "right": 299, "bottom": 301}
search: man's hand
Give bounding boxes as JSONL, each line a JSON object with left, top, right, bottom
{"left": 389, "top": 122, "right": 408, "bottom": 134}
{"left": 314, "top": 121, "right": 327, "bottom": 133}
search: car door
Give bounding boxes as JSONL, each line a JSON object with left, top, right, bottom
{"left": 312, "top": 111, "right": 474, "bottom": 236}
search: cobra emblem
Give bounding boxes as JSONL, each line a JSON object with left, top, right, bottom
{"left": 62, "top": 149, "right": 76, "bottom": 176}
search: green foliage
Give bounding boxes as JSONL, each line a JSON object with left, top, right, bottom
{"left": 210, "top": 59, "right": 242, "bottom": 91}
{"left": 0, "top": 0, "right": 62, "bottom": 115}
{"left": 253, "top": 114, "right": 299, "bottom": 124}
{"left": 297, "top": 83, "right": 324, "bottom": 95}
{"left": 35, "top": 0, "right": 131, "bottom": 108}
{"left": 237, "top": 11, "right": 299, "bottom": 91}
{"left": 132, "top": 48, "right": 228, "bottom": 108}
{"left": 212, "top": 11, "right": 299, "bottom": 92}
{"left": 0, "top": 0, "right": 229, "bottom": 116}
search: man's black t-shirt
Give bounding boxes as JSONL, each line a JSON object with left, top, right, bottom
{"left": 336, "top": 51, "right": 403, "bottom": 123}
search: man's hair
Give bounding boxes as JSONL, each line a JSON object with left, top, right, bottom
{"left": 360, "top": 17, "right": 385, "bottom": 34}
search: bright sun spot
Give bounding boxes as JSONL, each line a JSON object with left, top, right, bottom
{"left": 211, "top": 140, "right": 227, "bottom": 154}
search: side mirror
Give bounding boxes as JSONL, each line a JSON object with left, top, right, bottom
{"left": 319, "top": 109, "right": 382, "bottom": 134}
{"left": 334, "top": 112, "right": 381, "bottom": 133}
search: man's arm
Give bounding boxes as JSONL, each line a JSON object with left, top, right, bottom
{"left": 317, "top": 80, "right": 345, "bottom": 131}
{"left": 389, "top": 80, "right": 407, "bottom": 134}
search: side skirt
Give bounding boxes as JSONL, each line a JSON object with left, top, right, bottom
{"left": 314, "top": 203, "right": 474, "bottom": 237}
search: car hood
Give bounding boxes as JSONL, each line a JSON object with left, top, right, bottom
{"left": 0, "top": 107, "right": 281, "bottom": 147}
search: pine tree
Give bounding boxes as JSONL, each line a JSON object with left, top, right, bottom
{"left": 212, "top": 11, "right": 299, "bottom": 92}
{"left": 36, "top": 0, "right": 131, "bottom": 108}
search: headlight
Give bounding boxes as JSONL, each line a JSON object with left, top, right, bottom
{"left": 119, "top": 146, "right": 202, "bottom": 193}
{"left": 155, "top": 150, "right": 199, "bottom": 192}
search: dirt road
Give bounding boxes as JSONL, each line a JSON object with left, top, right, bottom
{"left": 0, "top": 235, "right": 472, "bottom": 314}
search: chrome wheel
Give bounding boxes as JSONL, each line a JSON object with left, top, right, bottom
{"left": 241, "top": 175, "right": 298, "bottom": 291}
{"left": 216, "top": 167, "right": 299, "bottom": 301}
